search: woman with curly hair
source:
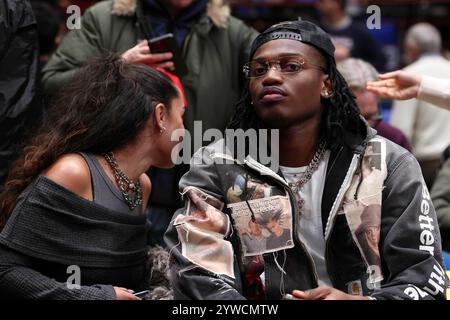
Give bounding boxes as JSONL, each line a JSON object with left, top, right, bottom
{"left": 0, "top": 53, "right": 185, "bottom": 299}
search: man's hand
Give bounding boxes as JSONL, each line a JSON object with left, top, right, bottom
{"left": 367, "top": 70, "right": 422, "bottom": 100}
{"left": 121, "top": 40, "right": 174, "bottom": 69}
{"left": 291, "top": 286, "right": 369, "bottom": 300}
{"left": 114, "top": 286, "right": 141, "bottom": 300}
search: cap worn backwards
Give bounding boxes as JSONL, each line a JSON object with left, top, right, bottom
{"left": 250, "top": 20, "right": 336, "bottom": 62}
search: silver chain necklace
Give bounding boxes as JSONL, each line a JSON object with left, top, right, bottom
{"left": 287, "top": 140, "right": 327, "bottom": 214}
{"left": 103, "top": 152, "right": 143, "bottom": 210}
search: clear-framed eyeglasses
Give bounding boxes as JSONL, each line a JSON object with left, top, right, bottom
{"left": 243, "top": 54, "right": 327, "bottom": 79}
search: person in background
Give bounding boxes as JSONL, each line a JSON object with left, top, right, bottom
{"left": 389, "top": 23, "right": 450, "bottom": 188}
{"left": 431, "top": 144, "right": 450, "bottom": 253}
{"left": 0, "top": 0, "right": 40, "bottom": 191}
{"left": 0, "top": 54, "right": 184, "bottom": 299}
{"left": 29, "top": 1, "right": 61, "bottom": 70}
{"left": 165, "top": 20, "right": 447, "bottom": 300}
{"left": 315, "top": 0, "right": 386, "bottom": 71}
{"left": 337, "top": 58, "right": 411, "bottom": 151}
{"left": 367, "top": 70, "right": 450, "bottom": 111}
{"left": 41, "top": 0, "right": 258, "bottom": 246}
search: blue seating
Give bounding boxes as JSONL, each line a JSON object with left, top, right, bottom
{"left": 443, "top": 251, "right": 450, "bottom": 270}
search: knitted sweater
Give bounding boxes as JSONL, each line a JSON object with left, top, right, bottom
{"left": 0, "top": 176, "right": 151, "bottom": 299}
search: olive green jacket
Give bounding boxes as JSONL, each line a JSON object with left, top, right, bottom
{"left": 42, "top": 0, "right": 258, "bottom": 135}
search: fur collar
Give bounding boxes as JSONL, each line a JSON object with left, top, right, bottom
{"left": 111, "top": 0, "right": 230, "bottom": 28}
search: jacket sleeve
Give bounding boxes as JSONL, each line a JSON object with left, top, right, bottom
{"left": 0, "top": 0, "right": 13, "bottom": 62}
{"left": 431, "top": 158, "right": 450, "bottom": 252}
{"left": 0, "top": 244, "right": 116, "bottom": 300}
{"left": 41, "top": 5, "right": 105, "bottom": 95}
{"left": 418, "top": 75, "right": 450, "bottom": 111}
{"left": 371, "top": 152, "right": 448, "bottom": 300}
{"left": 164, "top": 147, "right": 245, "bottom": 300}
{"left": 235, "top": 18, "right": 259, "bottom": 90}
{"left": 237, "top": 20, "right": 259, "bottom": 66}
{"left": 0, "top": 0, "right": 39, "bottom": 120}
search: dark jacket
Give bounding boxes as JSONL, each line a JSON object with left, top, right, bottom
{"left": 165, "top": 121, "right": 448, "bottom": 300}
{"left": 0, "top": 0, "right": 38, "bottom": 121}
{"left": 0, "top": 0, "right": 40, "bottom": 186}
{"left": 431, "top": 157, "right": 450, "bottom": 252}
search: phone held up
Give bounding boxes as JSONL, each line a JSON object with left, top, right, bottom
{"left": 148, "top": 33, "right": 188, "bottom": 78}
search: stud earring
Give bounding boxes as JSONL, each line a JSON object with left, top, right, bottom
{"left": 160, "top": 127, "right": 167, "bottom": 133}
{"left": 322, "top": 91, "right": 332, "bottom": 98}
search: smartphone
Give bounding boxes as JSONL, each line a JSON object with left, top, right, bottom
{"left": 134, "top": 290, "right": 150, "bottom": 299}
{"left": 148, "top": 33, "right": 188, "bottom": 77}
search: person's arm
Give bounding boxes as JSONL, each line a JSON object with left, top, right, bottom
{"left": 417, "top": 75, "right": 450, "bottom": 111}
{"left": 367, "top": 70, "right": 421, "bottom": 101}
{"left": 164, "top": 147, "right": 245, "bottom": 300}
{"left": 237, "top": 20, "right": 259, "bottom": 67}
{"left": 0, "top": 244, "right": 117, "bottom": 300}
{"left": 370, "top": 152, "right": 447, "bottom": 300}
{"left": 235, "top": 18, "right": 259, "bottom": 90}
{"left": 367, "top": 70, "right": 450, "bottom": 111}
{"left": 431, "top": 158, "right": 450, "bottom": 252}
{"left": 290, "top": 286, "right": 369, "bottom": 300}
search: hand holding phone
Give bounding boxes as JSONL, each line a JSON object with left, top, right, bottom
{"left": 134, "top": 290, "right": 150, "bottom": 299}
{"left": 121, "top": 41, "right": 174, "bottom": 69}
{"left": 148, "top": 33, "right": 188, "bottom": 77}
{"left": 114, "top": 287, "right": 141, "bottom": 300}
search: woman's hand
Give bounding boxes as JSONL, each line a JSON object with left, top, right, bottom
{"left": 121, "top": 41, "right": 174, "bottom": 69}
{"left": 367, "top": 70, "right": 422, "bottom": 100}
{"left": 114, "top": 287, "right": 141, "bottom": 300}
{"left": 290, "top": 286, "right": 370, "bottom": 300}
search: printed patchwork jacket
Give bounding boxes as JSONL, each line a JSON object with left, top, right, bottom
{"left": 165, "top": 124, "right": 448, "bottom": 300}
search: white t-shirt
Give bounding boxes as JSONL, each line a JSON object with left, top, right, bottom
{"left": 418, "top": 75, "right": 450, "bottom": 111}
{"left": 279, "top": 150, "right": 332, "bottom": 287}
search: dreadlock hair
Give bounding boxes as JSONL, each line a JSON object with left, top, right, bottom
{"left": 227, "top": 53, "right": 365, "bottom": 152}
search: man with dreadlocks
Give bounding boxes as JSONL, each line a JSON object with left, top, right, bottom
{"left": 164, "top": 20, "right": 447, "bottom": 300}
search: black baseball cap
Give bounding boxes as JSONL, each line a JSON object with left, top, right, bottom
{"left": 250, "top": 20, "right": 336, "bottom": 63}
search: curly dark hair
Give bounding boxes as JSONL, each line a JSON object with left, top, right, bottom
{"left": 0, "top": 53, "right": 179, "bottom": 229}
